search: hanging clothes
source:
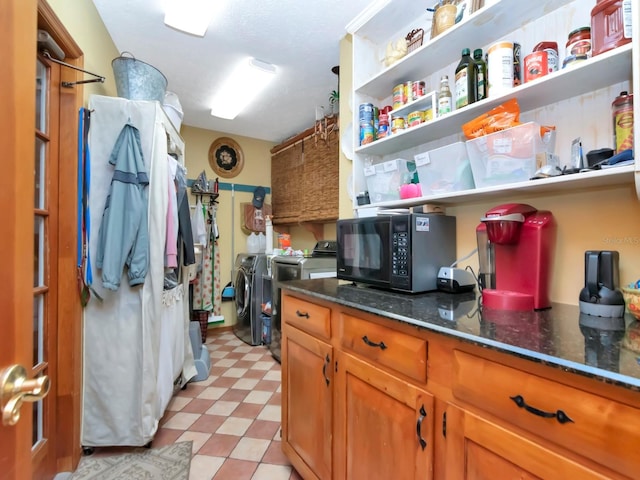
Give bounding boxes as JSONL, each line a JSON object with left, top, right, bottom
{"left": 192, "top": 201, "right": 221, "bottom": 316}
{"left": 191, "top": 197, "right": 207, "bottom": 247}
{"left": 165, "top": 155, "right": 179, "bottom": 269}
{"left": 96, "top": 123, "right": 149, "bottom": 291}
{"left": 175, "top": 163, "right": 195, "bottom": 267}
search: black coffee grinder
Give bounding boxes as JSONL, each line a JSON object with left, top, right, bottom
{"left": 578, "top": 250, "right": 625, "bottom": 318}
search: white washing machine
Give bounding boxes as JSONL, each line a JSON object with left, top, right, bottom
{"left": 233, "top": 253, "right": 268, "bottom": 345}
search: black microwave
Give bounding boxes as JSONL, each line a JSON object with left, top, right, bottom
{"left": 336, "top": 213, "right": 456, "bottom": 293}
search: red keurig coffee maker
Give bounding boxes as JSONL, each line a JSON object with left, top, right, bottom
{"left": 476, "top": 203, "right": 556, "bottom": 310}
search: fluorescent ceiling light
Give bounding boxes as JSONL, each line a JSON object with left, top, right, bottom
{"left": 210, "top": 58, "right": 277, "bottom": 120}
{"left": 164, "top": 0, "right": 221, "bottom": 36}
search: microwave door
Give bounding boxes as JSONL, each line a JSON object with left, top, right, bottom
{"left": 338, "top": 218, "right": 391, "bottom": 287}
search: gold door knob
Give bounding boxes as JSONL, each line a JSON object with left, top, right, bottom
{"left": 1, "top": 365, "right": 50, "bottom": 426}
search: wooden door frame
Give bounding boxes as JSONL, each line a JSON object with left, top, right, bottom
{"left": 0, "top": 0, "right": 38, "bottom": 477}
{"left": 38, "top": 0, "right": 85, "bottom": 474}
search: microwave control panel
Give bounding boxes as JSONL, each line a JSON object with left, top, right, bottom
{"left": 392, "top": 231, "right": 409, "bottom": 278}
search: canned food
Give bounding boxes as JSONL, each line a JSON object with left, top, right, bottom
{"left": 612, "top": 91, "right": 634, "bottom": 153}
{"left": 359, "top": 103, "right": 374, "bottom": 126}
{"left": 524, "top": 51, "right": 549, "bottom": 82}
{"left": 391, "top": 116, "right": 405, "bottom": 134}
{"left": 393, "top": 84, "right": 406, "bottom": 109}
{"left": 377, "top": 123, "right": 389, "bottom": 139}
{"left": 403, "top": 81, "right": 413, "bottom": 103}
{"left": 377, "top": 113, "right": 389, "bottom": 139}
{"left": 487, "top": 41, "right": 514, "bottom": 95}
{"left": 407, "top": 111, "right": 424, "bottom": 127}
{"left": 360, "top": 124, "right": 375, "bottom": 145}
{"left": 533, "top": 41, "right": 559, "bottom": 73}
{"left": 411, "top": 81, "right": 426, "bottom": 101}
{"left": 423, "top": 109, "right": 433, "bottom": 122}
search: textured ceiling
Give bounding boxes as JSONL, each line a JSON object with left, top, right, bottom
{"left": 92, "top": 0, "right": 375, "bottom": 143}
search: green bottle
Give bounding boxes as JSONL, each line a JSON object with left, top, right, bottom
{"left": 473, "top": 48, "right": 487, "bottom": 101}
{"left": 455, "top": 48, "right": 476, "bottom": 109}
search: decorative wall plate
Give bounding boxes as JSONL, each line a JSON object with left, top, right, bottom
{"left": 209, "top": 137, "right": 244, "bottom": 178}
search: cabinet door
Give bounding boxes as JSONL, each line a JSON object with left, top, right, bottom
{"left": 282, "top": 324, "right": 333, "bottom": 480}
{"left": 444, "top": 405, "right": 620, "bottom": 480}
{"left": 335, "top": 352, "right": 434, "bottom": 480}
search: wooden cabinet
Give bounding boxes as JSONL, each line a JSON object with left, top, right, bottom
{"left": 281, "top": 289, "right": 640, "bottom": 479}
{"left": 443, "top": 405, "right": 616, "bottom": 480}
{"left": 451, "top": 350, "right": 640, "bottom": 479}
{"left": 334, "top": 351, "right": 433, "bottom": 480}
{"left": 281, "top": 325, "right": 333, "bottom": 480}
{"left": 339, "top": 312, "right": 428, "bottom": 383}
{"left": 282, "top": 292, "right": 434, "bottom": 480}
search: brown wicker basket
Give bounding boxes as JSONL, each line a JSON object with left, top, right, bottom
{"left": 191, "top": 310, "right": 209, "bottom": 343}
{"left": 300, "top": 135, "right": 339, "bottom": 222}
{"left": 271, "top": 142, "right": 304, "bottom": 225}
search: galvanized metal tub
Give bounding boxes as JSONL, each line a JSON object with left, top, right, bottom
{"left": 111, "top": 52, "right": 167, "bottom": 103}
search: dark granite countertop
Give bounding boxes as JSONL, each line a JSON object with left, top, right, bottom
{"left": 281, "top": 278, "right": 640, "bottom": 392}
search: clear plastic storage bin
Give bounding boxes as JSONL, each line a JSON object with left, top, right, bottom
{"left": 414, "top": 142, "right": 475, "bottom": 195}
{"left": 364, "top": 158, "right": 416, "bottom": 203}
{"left": 466, "top": 122, "right": 556, "bottom": 188}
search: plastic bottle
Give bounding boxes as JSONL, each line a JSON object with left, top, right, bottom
{"left": 473, "top": 49, "right": 487, "bottom": 101}
{"left": 437, "top": 75, "right": 452, "bottom": 117}
{"left": 455, "top": 48, "right": 476, "bottom": 109}
{"left": 591, "top": 0, "right": 632, "bottom": 56}
{"left": 247, "top": 232, "right": 259, "bottom": 253}
{"left": 265, "top": 216, "right": 274, "bottom": 254}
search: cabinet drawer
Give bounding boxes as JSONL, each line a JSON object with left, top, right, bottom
{"left": 340, "top": 314, "right": 427, "bottom": 383}
{"left": 452, "top": 350, "right": 640, "bottom": 478}
{"left": 282, "top": 295, "right": 331, "bottom": 340}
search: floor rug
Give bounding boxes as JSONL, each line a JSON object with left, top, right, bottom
{"left": 70, "top": 441, "right": 192, "bottom": 480}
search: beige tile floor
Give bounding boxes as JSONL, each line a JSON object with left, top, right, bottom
{"left": 155, "top": 328, "right": 301, "bottom": 480}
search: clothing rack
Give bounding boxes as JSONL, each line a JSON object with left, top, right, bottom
{"left": 187, "top": 179, "right": 271, "bottom": 195}
{"left": 191, "top": 191, "right": 219, "bottom": 205}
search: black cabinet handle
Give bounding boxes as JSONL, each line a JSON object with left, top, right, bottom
{"left": 416, "top": 405, "right": 427, "bottom": 450}
{"left": 296, "top": 310, "right": 309, "bottom": 318}
{"left": 362, "top": 335, "right": 387, "bottom": 350}
{"left": 509, "top": 395, "right": 574, "bottom": 424}
{"left": 322, "top": 354, "right": 330, "bottom": 387}
{"left": 442, "top": 411, "right": 447, "bottom": 438}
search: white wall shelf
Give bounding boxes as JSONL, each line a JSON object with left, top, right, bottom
{"left": 356, "top": 44, "right": 632, "bottom": 157}
{"left": 354, "top": 0, "right": 575, "bottom": 97}
{"left": 357, "top": 165, "right": 634, "bottom": 208}
{"left": 349, "top": 0, "right": 639, "bottom": 210}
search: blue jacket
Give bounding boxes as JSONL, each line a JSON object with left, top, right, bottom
{"left": 96, "top": 124, "right": 149, "bottom": 290}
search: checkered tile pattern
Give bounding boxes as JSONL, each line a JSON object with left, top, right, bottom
{"left": 155, "top": 329, "right": 301, "bottom": 480}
